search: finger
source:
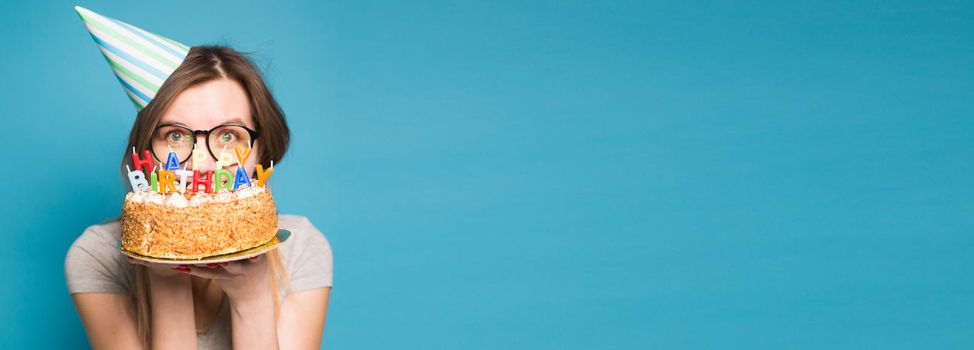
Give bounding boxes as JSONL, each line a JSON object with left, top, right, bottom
{"left": 221, "top": 261, "right": 248, "bottom": 274}
{"left": 174, "top": 265, "right": 231, "bottom": 280}
{"left": 225, "top": 256, "right": 264, "bottom": 272}
{"left": 193, "top": 263, "right": 226, "bottom": 269}
{"left": 125, "top": 257, "right": 171, "bottom": 269}
{"left": 125, "top": 257, "right": 151, "bottom": 267}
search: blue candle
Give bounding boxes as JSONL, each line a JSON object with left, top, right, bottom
{"left": 126, "top": 166, "right": 149, "bottom": 192}
{"left": 165, "top": 150, "right": 181, "bottom": 170}
{"left": 233, "top": 166, "right": 252, "bottom": 190}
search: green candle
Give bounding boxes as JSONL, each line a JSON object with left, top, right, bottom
{"left": 214, "top": 169, "right": 234, "bottom": 192}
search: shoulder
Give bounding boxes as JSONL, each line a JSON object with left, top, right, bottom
{"left": 278, "top": 215, "right": 332, "bottom": 250}
{"left": 69, "top": 219, "right": 122, "bottom": 251}
{"left": 64, "top": 218, "right": 133, "bottom": 294}
{"left": 277, "top": 214, "right": 334, "bottom": 291}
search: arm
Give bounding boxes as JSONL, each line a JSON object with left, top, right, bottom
{"left": 67, "top": 226, "right": 144, "bottom": 349}
{"left": 71, "top": 293, "right": 142, "bottom": 350}
{"left": 185, "top": 255, "right": 280, "bottom": 350}
{"left": 72, "top": 271, "right": 198, "bottom": 350}
{"left": 274, "top": 216, "right": 334, "bottom": 349}
{"left": 68, "top": 229, "right": 197, "bottom": 349}
{"left": 278, "top": 287, "right": 332, "bottom": 349}
{"left": 71, "top": 268, "right": 202, "bottom": 349}
{"left": 228, "top": 281, "right": 280, "bottom": 350}
{"left": 185, "top": 257, "right": 332, "bottom": 349}
{"left": 147, "top": 272, "right": 198, "bottom": 350}
{"left": 185, "top": 215, "right": 334, "bottom": 349}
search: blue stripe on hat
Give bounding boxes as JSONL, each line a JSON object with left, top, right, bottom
{"left": 112, "top": 72, "right": 153, "bottom": 103}
{"left": 88, "top": 33, "right": 170, "bottom": 82}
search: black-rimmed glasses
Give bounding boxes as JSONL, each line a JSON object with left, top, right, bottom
{"left": 150, "top": 123, "right": 258, "bottom": 165}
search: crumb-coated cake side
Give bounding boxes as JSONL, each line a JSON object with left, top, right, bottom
{"left": 120, "top": 186, "right": 278, "bottom": 259}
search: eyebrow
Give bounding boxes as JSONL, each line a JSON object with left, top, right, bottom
{"left": 159, "top": 117, "right": 249, "bottom": 127}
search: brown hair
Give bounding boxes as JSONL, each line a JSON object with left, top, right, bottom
{"left": 120, "top": 45, "right": 291, "bottom": 348}
{"left": 123, "top": 45, "right": 290, "bottom": 168}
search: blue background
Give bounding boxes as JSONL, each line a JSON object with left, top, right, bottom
{"left": 1, "top": 0, "right": 972, "bottom": 348}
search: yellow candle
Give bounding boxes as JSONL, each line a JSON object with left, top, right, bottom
{"left": 234, "top": 146, "right": 253, "bottom": 165}
{"left": 192, "top": 144, "right": 207, "bottom": 171}
{"left": 255, "top": 164, "right": 274, "bottom": 187}
{"left": 217, "top": 148, "right": 235, "bottom": 168}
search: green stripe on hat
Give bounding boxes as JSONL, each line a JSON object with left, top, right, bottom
{"left": 75, "top": 6, "right": 190, "bottom": 112}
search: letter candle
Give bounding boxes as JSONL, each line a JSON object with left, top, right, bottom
{"left": 214, "top": 169, "right": 234, "bottom": 192}
{"left": 255, "top": 162, "right": 273, "bottom": 187}
{"left": 175, "top": 169, "right": 193, "bottom": 193}
{"left": 126, "top": 148, "right": 276, "bottom": 194}
{"left": 234, "top": 146, "right": 252, "bottom": 165}
{"left": 214, "top": 144, "right": 232, "bottom": 169}
{"left": 164, "top": 147, "right": 181, "bottom": 171}
{"left": 233, "top": 167, "right": 252, "bottom": 190}
{"left": 233, "top": 146, "right": 254, "bottom": 190}
{"left": 192, "top": 143, "right": 207, "bottom": 171}
{"left": 191, "top": 170, "right": 214, "bottom": 193}
{"left": 131, "top": 147, "right": 154, "bottom": 174}
{"left": 126, "top": 165, "right": 149, "bottom": 192}
{"left": 157, "top": 170, "right": 177, "bottom": 194}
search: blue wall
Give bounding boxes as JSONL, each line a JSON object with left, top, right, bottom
{"left": 1, "top": 0, "right": 972, "bottom": 348}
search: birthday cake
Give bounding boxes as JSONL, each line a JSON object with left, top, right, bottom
{"left": 119, "top": 150, "right": 278, "bottom": 260}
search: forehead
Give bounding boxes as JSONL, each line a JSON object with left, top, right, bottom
{"left": 160, "top": 78, "right": 253, "bottom": 129}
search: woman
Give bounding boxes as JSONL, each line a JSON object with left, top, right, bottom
{"left": 65, "top": 46, "right": 333, "bottom": 349}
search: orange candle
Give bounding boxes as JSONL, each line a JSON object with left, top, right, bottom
{"left": 255, "top": 164, "right": 273, "bottom": 187}
{"left": 157, "top": 170, "right": 177, "bottom": 194}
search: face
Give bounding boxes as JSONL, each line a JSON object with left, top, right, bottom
{"left": 156, "top": 78, "right": 259, "bottom": 177}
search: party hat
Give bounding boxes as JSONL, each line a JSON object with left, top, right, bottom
{"left": 74, "top": 6, "right": 191, "bottom": 111}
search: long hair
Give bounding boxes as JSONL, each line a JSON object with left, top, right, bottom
{"left": 120, "top": 45, "right": 291, "bottom": 349}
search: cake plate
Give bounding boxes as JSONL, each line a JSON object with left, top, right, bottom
{"left": 119, "top": 229, "right": 291, "bottom": 265}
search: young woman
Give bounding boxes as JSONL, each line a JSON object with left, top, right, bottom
{"left": 65, "top": 46, "right": 333, "bottom": 350}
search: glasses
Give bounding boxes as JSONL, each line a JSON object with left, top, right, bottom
{"left": 150, "top": 123, "right": 258, "bottom": 166}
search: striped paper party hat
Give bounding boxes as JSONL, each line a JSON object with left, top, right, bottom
{"left": 74, "top": 6, "right": 191, "bottom": 111}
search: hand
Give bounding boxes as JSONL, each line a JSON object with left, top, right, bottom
{"left": 178, "top": 255, "right": 271, "bottom": 305}
{"left": 125, "top": 255, "right": 196, "bottom": 279}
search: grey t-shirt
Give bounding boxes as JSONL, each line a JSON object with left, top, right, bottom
{"left": 64, "top": 214, "right": 334, "bottom": 349}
